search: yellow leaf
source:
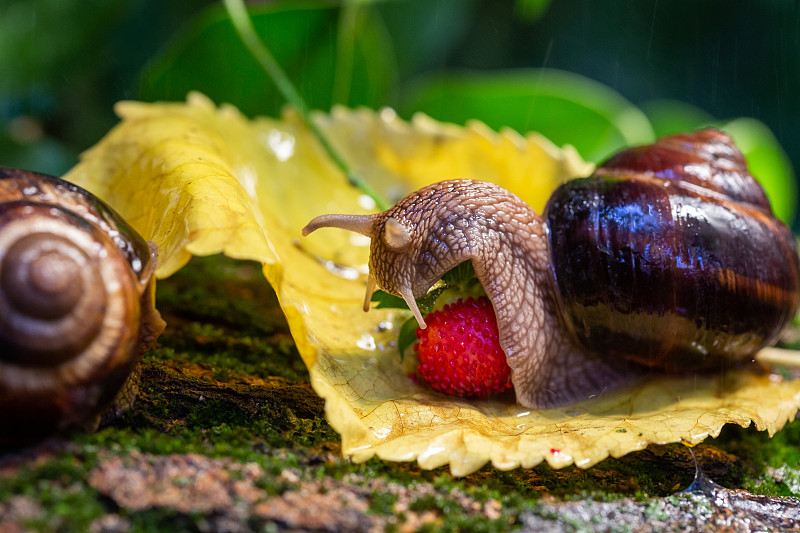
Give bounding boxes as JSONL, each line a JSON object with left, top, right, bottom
{"left": 64, "top": 93, "right": 800, "bottom": 476}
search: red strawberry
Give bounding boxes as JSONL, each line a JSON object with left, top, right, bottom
{"left": 414, "top": 297, "right": 512, "bottom": 398}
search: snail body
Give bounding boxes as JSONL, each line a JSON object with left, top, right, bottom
{"left": 303, "top": 130, "right": 800, "bottom": 409}
{"left": 0, "top": 167, "right": 166, "bottom": 443}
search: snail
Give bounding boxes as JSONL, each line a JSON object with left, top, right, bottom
{"left": 0, "top": 167, "right": 166, "bottom": 443}
{"left": 303, "top": 129, "right": 800, "bottom": 409}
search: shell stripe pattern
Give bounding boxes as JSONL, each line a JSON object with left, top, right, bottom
{"left": 545, "top": 130, "right": 800, "bottom": 371}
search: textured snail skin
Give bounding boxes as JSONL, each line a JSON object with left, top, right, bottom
{"left": 303, "top": 129, "right": 800, "bottom": 409}
{"left": 0, "top": 167, "right": 166, "bottom": 443}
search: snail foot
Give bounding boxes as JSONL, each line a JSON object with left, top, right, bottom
{"left": 510, "top": 344, "right": 637, "bottom": 409}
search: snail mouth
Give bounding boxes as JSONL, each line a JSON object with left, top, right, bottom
{"left": 361, "top": 273, "right": 427, "bottom": 328}
{"left": 399, "top": 285, "right": 427, "bottom": 329}
{"left": 362, "top": 274, "right": 377, "bottom": 312}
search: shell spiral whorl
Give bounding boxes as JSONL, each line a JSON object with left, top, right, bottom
{"left": 0, "top": 167, "right": 165, "bottom": 443}
{"left": 0, "top": 207, "right": 111, "bottom": 366}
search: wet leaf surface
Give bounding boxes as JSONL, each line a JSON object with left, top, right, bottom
{"left": 60, "top": 93, "right": 800, "bottom": 477}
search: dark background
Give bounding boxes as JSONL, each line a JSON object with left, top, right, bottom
{"left": 2, "top": 0, "right": 798, "bottom": 222}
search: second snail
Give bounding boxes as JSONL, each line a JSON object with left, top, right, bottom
{"left": 0, "top": 167, "right": 166, "bottom": 444}
{"left": 304, "top": 129, "right": 800, "bottom": 409}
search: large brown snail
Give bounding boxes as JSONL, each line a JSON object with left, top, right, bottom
{"left": 304, "top": 129, "right": 800, "bottom": 409}
{"left": 0, "top": 167, "right": 165, "bottom": 443}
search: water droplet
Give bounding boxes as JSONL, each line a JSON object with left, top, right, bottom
{"left": 356, "top": 334, "right": 376, "bottom": 351}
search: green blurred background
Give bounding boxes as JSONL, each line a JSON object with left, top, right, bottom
{"left": 1, "top": 0, "right": 799, "bottom": 224}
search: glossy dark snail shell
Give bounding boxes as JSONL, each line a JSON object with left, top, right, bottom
{"left": 545, "top": 129, "right": 800, "bottom": 372}
{"left": 0, "top": 167, "right": 166, "bottom": 443}
{"left": 303, "top": 129, "right": 800, "bottom": 409}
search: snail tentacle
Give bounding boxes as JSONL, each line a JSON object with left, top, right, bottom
{"left": 302, "top": 213, "right": 377, "bottom": 237}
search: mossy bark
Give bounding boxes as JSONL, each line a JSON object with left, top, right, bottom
{"left": 1, "top": 255, "right": 799, "bottom": 532}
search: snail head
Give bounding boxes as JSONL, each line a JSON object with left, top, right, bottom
{"left": 303, "top": 185, "right": 468, "bottom": 329}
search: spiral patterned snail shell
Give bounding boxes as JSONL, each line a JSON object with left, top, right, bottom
{"left": 303, "top": 129, "right": 800, "bottom": 409}
{"left": 0, "top": 167, "right": 165, "bottom": 443}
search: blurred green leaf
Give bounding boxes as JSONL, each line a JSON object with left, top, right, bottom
{"left": 640, "top": 99, "right": 715, "bottom": 137}
{"left": 140, "top": 1, "right": 395, "bottom": 116}
{"left": 721, "top": 118, "right": 797, "bottom": 224}
{"left": 0, "top": 0, "right": 126, "bottom": 96}
{"left": 401, "top": 69, "right": 654, "bottom": 162}
{"left": 371, "top": 288, "right": 444, "bottom": 315}
{"left": 515, "top": 0, "right": 552, "bottom": 23}
{"left": 0, "top": 129, "right": 76, "bottom": 176}
{"left": 376, "top": 0, "right": 479, "bottom": 79}
{"left": 371, "top": 290, "right": 407, "bottom": 310}
{"left": 643, "top": 99, "right": 797, "bottom": 223}
{"left": 396, "top": 317, "right": 418, "bottom": 361}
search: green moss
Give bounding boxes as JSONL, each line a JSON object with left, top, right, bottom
{"left": 712, "top": 419, "right": 800, "bottom": 496}
{"left": 368, "top": 490, "right": 399, "bottom": 515}
{"left": 5, "top": 254, "right": 800, "bottom": 532}
{"left": 23, "top": 489, "right": 107, "bottom": 532}
{"left": 151, "top": 255, "right": 309, "bottom": 383}
{"left": 0, "top": 450, "right": 104, "bottom": 531}
{"left": 154, "top": 257, "right": 275, "bottom": 332}
{"left": 83, "top": 419, "right": 333, "bottom": 465}
{"left": 126, "top": 508, "right": 202, "bottom": 533}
